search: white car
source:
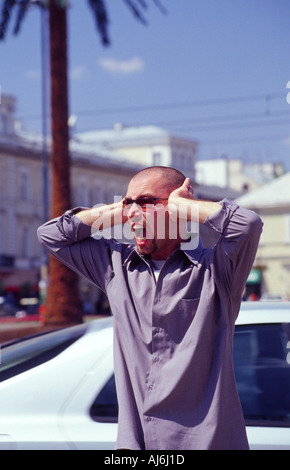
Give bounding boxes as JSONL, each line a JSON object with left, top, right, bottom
{"left": 235, "top": 302, "right": 290, "bottom": 450}
{"left": 0, "top": 302, "right": 289, "bottom": 450}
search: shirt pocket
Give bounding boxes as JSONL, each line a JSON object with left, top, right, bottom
{"left": 177, "top": 298, "right": 200, "bottom": 350}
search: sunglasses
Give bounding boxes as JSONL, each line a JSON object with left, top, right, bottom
{"left": 122, "top": 196, "right": 167, "bottom": 209}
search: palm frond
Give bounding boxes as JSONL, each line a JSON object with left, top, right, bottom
{"left": 13, "top": 0, "right": 30, "bottom": 35}
{"left": 0, "top": 0, "right": 48, "bottom": 39}
{"left": 87, "top": 0, "right": 110, "bottom": 45}
{"left": 121, "top": 0, "right": 147, "bottom": 25}
{"left": 152, "top": 0, "right": 167, "bottom": 15}
{"left": 136, "top": 0, "right": 148, "bottom": 10}
{"left": 121, "top": 0, "right": 167, "bottom": 26}
{"left": 0, "top": 0, "right": 16, "bottom": 39}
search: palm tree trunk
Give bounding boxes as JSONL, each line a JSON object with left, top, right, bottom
{"left": 44, "top": 0, "right": 82, "bottom": 325}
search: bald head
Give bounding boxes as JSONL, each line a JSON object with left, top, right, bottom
{"left": 131, "top": 166, "right": 186, "bottom": 194}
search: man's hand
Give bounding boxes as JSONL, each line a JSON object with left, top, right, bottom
{"left": 168, "top": 178, "right": 195, "bottom": 221}
{"left": 169, "top": 177, "right": 194, "bottom": 201}
{"left": 168, "top": 178, "right": 222, "bottom": 224}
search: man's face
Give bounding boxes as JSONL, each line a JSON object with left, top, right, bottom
{"left": 124, "top": 174, "right": 181, "bottom": 260}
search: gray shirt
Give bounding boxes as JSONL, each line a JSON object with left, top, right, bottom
{"left": 37, "top": 199, "right": 263, "bottom": 450}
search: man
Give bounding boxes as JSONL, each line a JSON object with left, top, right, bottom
{"left": 37, "top": 166, "right": 263, "bottom": 450}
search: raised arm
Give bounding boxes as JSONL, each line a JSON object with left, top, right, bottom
{"left": 168, "top": 177, "right": 263, "bottom": 298}
{"left": 37, "top": 201, "right": 127, "bottom": 292}
{"left": 75, "top": 199, "right": 127, "bottom": 229}
{"left": 168, "top": 177, "right": 222, "bottom": 224}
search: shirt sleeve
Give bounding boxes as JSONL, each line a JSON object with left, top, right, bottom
{"left": 37, "top": 207, "right": 114, "bottom": 292}
{"left": 204, "top": 198, "right": 263, "bottom": 297}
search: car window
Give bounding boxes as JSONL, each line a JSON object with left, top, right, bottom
{"left": 91, "top": 323, "right": 290, "bottom": 427}
{"left": 0, "top": 323, "right": 89, "bottom": 382}
{"left": 91, "top": 375, "right": 118, "bottom": 423}
{"left": 233, "top": 323, "right": 290, "bottom": 427}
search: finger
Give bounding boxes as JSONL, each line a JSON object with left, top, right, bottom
{"left": 182, "top": 177, "right": 190, "bottom": 188}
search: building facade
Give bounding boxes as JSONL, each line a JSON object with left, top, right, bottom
{"left": 75, "top": 123, "right": 197, "bottom": 181}
{"left": 195, "top": 156, "right": 284, "bottom": 193}
{"left": 236, "top": 172, "right": 290, "bottom": 300}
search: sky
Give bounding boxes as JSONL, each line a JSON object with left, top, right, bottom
{"left": 1, "top": 0, "right": 290, "bottom": 170}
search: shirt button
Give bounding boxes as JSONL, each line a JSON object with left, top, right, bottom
{"left": 153, "top": 356, "right": 159, "bottom": 363}
{"left": 148, "top": 384, "right": 153, "bottom": 390}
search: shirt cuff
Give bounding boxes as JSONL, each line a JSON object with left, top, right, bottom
{"left": 56, "top": 207, "right": 92, "bottom": 241}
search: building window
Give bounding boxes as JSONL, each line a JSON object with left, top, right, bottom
{"left": 152, "top": 152, "right": 162, "bottom": 166}
{"left": 20, "top": 170, "right": 30, "bottom": 201}
{"left": 286, "top": 215, "right": 290, "bottom": 244}
{"left": 171, "top": 152, "right": 177, "bottom": 167}
{"left": 179, "top": 154, "right": 192, "bottom": 171}
{"left": 0, "top": 114, "right": 8, "bottom": 134}
{"left": 76, "top": 178, "right": 89, "bottom": 206}
{"left": 93, "top": 185, "right": 103, "bottom": 205}
{"left": 21, "top": 227, "right": 29, "bottom": 258}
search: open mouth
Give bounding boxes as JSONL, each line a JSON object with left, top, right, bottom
{"left": 132, "top": 224, "right": 151, "bottom": 245}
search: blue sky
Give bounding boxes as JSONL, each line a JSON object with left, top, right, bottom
{"left": 1, "top": 0, "right": 290, "bottom": 169}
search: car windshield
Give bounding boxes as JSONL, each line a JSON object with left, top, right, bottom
{"left": 233, "top": 323, "right": 290, "bottom": 427}
{"left": 0, "top": 323, "right": 89, "bottom": 382}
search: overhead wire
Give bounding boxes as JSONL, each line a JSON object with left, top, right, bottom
{"left": 18, "top": 91, "right": 286, "bottom": 121}
{"left": 16, "top": 90, "right": 290, "bottom": 147}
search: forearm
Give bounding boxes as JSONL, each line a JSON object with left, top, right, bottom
{"left": 189, "top": 199, "right": 222, "bottom": 224}
{"left": 173, "top": 197, "right": 222, "bottom": 224}
{"left": 75, "top": 200, "right": 126, "bottom": 230}
{"left": 38, "top": 201, "right": 126, "bottom": 254}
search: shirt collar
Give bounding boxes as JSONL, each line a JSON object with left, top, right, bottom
{"left": 123, "top": 246, "right": 149, "bottom": 267}
{"left": 123, "top": 238, "right": 204, "bottom": 267}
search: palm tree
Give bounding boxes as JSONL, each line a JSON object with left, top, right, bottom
{"left": 0, "top": 0, "right": 165, "bottom": 325}
{"left": 45, "top": 0, "right": 82, "bottom": 325}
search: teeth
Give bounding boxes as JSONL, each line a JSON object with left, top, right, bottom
{"left": 135, "top": 228, "right": 145, "bottom": 238}
{"left": 133, "top": 225, "right": 146, "bottom": 239}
